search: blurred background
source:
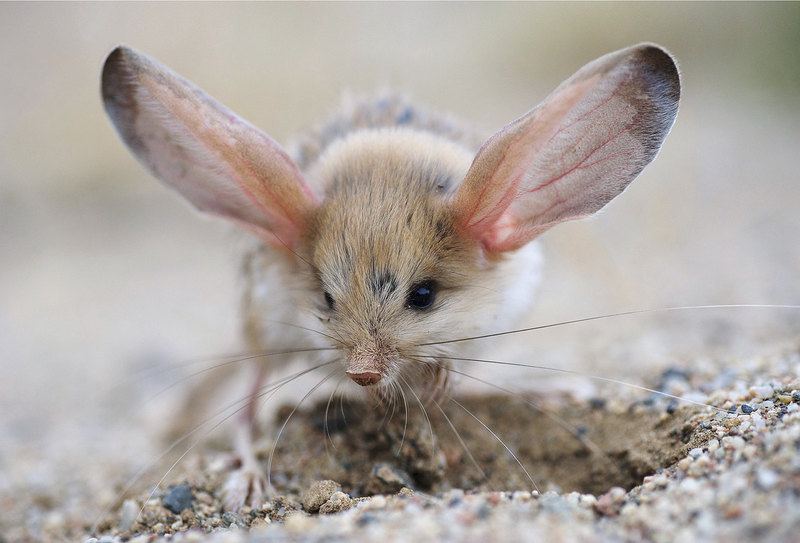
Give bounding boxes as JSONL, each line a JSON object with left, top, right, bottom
{"left": 1, "top": 3, "right": 799, "bottom": 526}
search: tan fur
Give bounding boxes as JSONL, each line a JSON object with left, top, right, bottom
{"left": 242, "top": 116, "right": 531, "bottom": 395}
{"left": 102, "top": 44, "right": 679, "bottom": 509}
{"left": 290, "top": 93, "right": 484, "bottom": 171}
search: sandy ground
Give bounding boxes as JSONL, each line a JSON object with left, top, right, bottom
{"left": 2, "top": 3, "right": 800, "bottom": 542}
{"left": 4, "top": 343, "right": 800, "bottom": 542}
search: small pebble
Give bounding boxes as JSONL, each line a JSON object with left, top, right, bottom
{"left": 365, "top": 495, "right": 388, "bottom": 509}
{"left": 666, "top": 400, "right": 679, "bottom": 414}
{"left": 284, "top": 512, "right": 311, "bottom": 533}
{"left": 319, "top": 491, "right": 354, "bottom": 514}
{"left": 250, "top": 517, "right": 271, "bottom": 529}
{"left": 366, "top": 463, "right": 415, "bottom": 494}
{"left": 487, "top": 492, "right": 506, "bottom": 505}
{"left": 539, "top": 493, "right": 572, "bottom": 515}
{"left": 564, "top": 492, "right": 581, "bottom": 506}
{"left": 723, "top": 435, "right": 746, "bottom": 450}
{"left": 752, "top": 385, "right": 773, "bottom": 400}
{"left": 221, "top": 511, "right": 244, "bottom": 528}
{"left": 619, "top": 502, "right": 639, "bottom": 517}
{"left": 302, "top": 480, "right": 341, "bottom": 513}
{"left": 589, "top": 397, "right": 607, "bottom": 410}
{"left": 118, "top": 499, "right": 138, "bottom": 532}
{"left": 741, "top": 404, "right": 754, "bottom": 414}
{"left": 594, "top": 487, "right": 626, "bottom": 516}
{"left": 579, "top": 494, "right": 597, "bottom": 508}
{"left": 512, "top": 491, "right": 532, "bottom": 502}
{"left": 162, "top": 484, "right": 194, "bottom": 514}
{"left": 756, "top": 468, "right": 780, "bottom": 490}
{"left": 680, "top": 477, "right": 701, "bottom": 492}
{"left": 725, "top": 417, "right": 741, "bottom": 430}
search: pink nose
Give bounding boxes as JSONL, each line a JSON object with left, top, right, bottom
{"left": 347, "top": 371, "right": 382, "bottom": 386}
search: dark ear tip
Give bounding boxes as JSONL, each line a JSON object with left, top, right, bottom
{"left": 101, "top": 47, "right": 126, "bottom": 103}
{"left": 636, "top": 43, "right": 679, "bottom": 73}
{"left": 106, "top": 44, "right": 127, "bottom": 57}
{"left": 633, "top": 43, "right": 681, "bottom": 101}
{"left": 102, "top": 45, "right": 130, "bottom": 72}
{"left": 101, "top": 45, "right": 146, "bottom": 82}
{"left": 101, "top": 45, "right": 146, "bottom": 104}
{"left": 101, "top": 45, "right": 144, "bottom": 140}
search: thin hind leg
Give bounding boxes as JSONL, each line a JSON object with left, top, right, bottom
{"left": 221, "top": 363, "right": 270, "bottom": 511}
{"left": 160, "top": 360, "right": 242, "bottom": 443}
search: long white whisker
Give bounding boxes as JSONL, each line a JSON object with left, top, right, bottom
{"left": 108, "top": 320, "right": 340, "bottom": 391}
{"left": 378, "top": 389, "right": 393, "bottom": 430}
{"left": 429, "top": 398, "right": 489, "bottom": 484}
{"left": 435, "top": 355, "right": 728, "bottom": 413}
{"left": 339, "top": 394, "right": 348, "bottom": 427}
{"left": 387, "top": 382, "right": 399, "bottom": 428}
{"left": 147, "top": 347, "right": 336, "bottom": 401}
{"left": 419, "top": 304, "right": 800, "bottom": 347}
{"left": 443, "top": 365, "right": 606, "bottom": 458}
{"left": 324, "top": 377, "right": 346, "bottom": 454}
{"left": 397, "top": 381, "right": 410, "bottom": 456}
{"left": 449, "top": 397, "right": 539, "bottom": 493}
{"left": 400, "top": 376, "right": 436, "bottom": 470}
{"left": 266, "top": 367, "right": 340, "bottom": 490}
{"left": 125, "top": 359, "right": 335, "bottom": 525}
{"left": 248, "top": 318, "right": 345, "bottom": 346}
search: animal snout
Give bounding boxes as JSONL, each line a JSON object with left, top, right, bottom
{"left": 346, "top": 371, "right": 382, "bottom": 386}
{"left": 347, "top": 343, "right": 396, "bottom": 386}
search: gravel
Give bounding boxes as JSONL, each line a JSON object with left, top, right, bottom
{"left": 162, "top": 485, "right": 196, "bottom": 514}
{"left": 301, "top": 480, "right": 341, "bottom": 513}
{"left": 5, "top": 344, "right": 800, "bottom": 543}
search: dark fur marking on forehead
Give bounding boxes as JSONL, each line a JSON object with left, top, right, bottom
{"left": 370, "top": 270, "right": 398, "bottom": 300}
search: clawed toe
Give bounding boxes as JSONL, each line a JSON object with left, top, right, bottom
{"left": 221, "top": 464, "right": 271, "bottom": 511}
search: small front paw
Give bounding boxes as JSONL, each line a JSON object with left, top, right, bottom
{"left": 221, "top": 465, "right": 271, "bottom": 512}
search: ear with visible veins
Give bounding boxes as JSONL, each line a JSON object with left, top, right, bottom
{"left": 101, "top": 45, "right": 318, "bottom": 251}
{"left": 452, "top": 43, "right": 680, "bottom": 253}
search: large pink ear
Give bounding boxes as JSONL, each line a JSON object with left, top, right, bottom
{"left": 102, "top": 46, "right": 318, "bottom": 250}
{"left": 452, "top": 43, "right": 680, "bottom": 253}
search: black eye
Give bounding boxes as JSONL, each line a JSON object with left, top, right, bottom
{"left": 407, "top": 280, "right": 436, "bottom": 310}
{"left": 324, "top": 291, "right": 335, "bottom": 310}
